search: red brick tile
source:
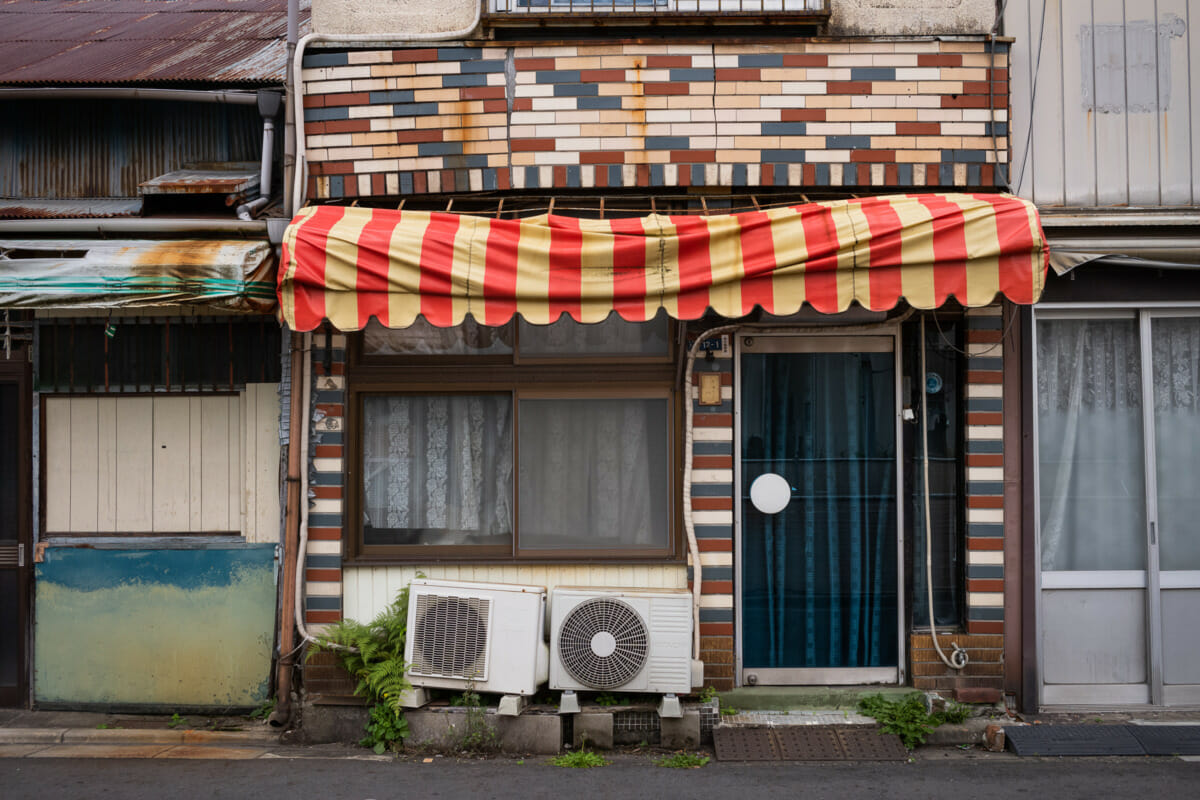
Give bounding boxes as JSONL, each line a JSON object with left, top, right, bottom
{"left": 594, "top": 164, "right": 608, "bottom": 187}
{"left": 483, "top": 99, "right": 507, "bottom": 113}
{"left": 782, "top": 54, "right": 828, "bottom": 67}
{"left": 581, "top": 151, "right": 624, "bottom": 164}
{"left": 698, "top": 538, "right": 733, "bottom": 552}
{"left": 511, "top": 138, "right": 555, "bottom": 152}
{"left": 371, "top": 173, "right": 385, "bottom": 195}
{"left": 967, "top": 620, "right": 1004, "bottom": 634}
{"left": 644, "top": 82, "right": 691, "bottom": 96}
{"left": 393, "top": 48, "right": 438, "bottom": 63}
{"left": 700, "top": 622, "right": 733, "bottom": 636}
{"left": 314, "top": 445, "right": 342, "bottom": 458}
{"left": 324, "top": 119, "right": 372, "bottom": 134}
{"left": 307, "top": 569, "right": 342, "bottom": 583}
{"left": 851, "top": 149, "right": 895, "bottom": 163}
{"left": 312, "top": 485, "right": 343, "bottom": 499}
{"left": 308, "top": 527, "right": 343, "bottom": 540}
{"left": 969, "top": 579, "right": 1005, "bottom": 593}
{"left": 885, "top": 163, "right": 898, "bottom": 185}
{"left": 968, "top": 496, "right": 1005, "bottom": 509}
{"left": 692, "top": 497, "right": 733, "bottom": 511}
{"left": 306, "top": 611, "right": 343, "bottom": 624}
{"left": 515, "top": 57, "right": 557, "bottom": 70}
{"left": 323, "top": 92, "right": 370, "bottom": 107}
{"left": 462, "top": 86, "right": 506, "bottom": 101}
{"left": 968, "top": 370, "right": 1003, "bottom": 384}
{"left": 396, "top": 129, "right": 444, "bottom": 144}
{"left": 918, "top": 54, "right": 963, "bottom": 67}
{"left": 512, "top": 97, "right": 533, "bottom": 112}
{"left": 636, "top": 164, "right": 649, "bottom": 186}
{"left": 968, "top": 537, "right": 1004, "bottom": 550}
{"left": 782, "top": 108, "right": 826, "bottom": 122}
{"left": 316, "top": 403, "right": 343, "bottom": 416}
{"left": 303, "top": 95, "right": 324, "bottom": 108}
{"left": 497, "top": 168, "right": 511, "bottom": 190}
{"left": 319, "top": 161, "right": 354, "bottom": 175}
{"left": 762, "top": 163, "right": 774, "bottom": 185}
{"left": 967, "top": 328, "right": 1003, "bottom": 343}
{"left": 693, "top": 455, "right": 732, "bottom": 469}
{"left": 715, "top": 68, "right": 760, "bottom": 81}
{"left": 826, "top": 81, "right": 872, "bottom": 95}
{"left": 693, "top": 413, "right": 732, "bottom": 427}
{"left": 943, "top": 94, "right": 990, "bottom": 108}
{"left": 897, "top": 122, "right": 941, "bottom": 135}
{"left": 646, "top": 55, "right": 694, "bottom": 68}
{"left": 699, "top": 580, "right": 733, "bottom": 595}
{"left": 967, "top": 453, "right": 1004, "bottom": 467}
{"left": 803, "top": 164, "right": 816, "bottom": 184}
{"left": 968, "top": 411, "right": 1003, "bottom": 425}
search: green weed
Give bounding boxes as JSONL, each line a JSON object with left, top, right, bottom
{"left": 167, "top": 713, "right": 186, "bottom": 729}
{"left": 857, "top": 692, "right": 968, "bottom": 749}
{"left": 552, "top": 749, "right": 608, "bottom": 768}
{"left": 655, "top": 752, "right": 710, "bottom": 768}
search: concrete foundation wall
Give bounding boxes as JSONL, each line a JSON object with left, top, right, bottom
{"left": 311, "top": 0, "right": 478, "bottom": 36}
{"left": 829, "top": 0, "right": 996, "bottom": 36}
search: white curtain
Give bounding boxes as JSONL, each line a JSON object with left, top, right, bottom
{"left": 518, "top": 398, "right": 668, "bottom": 550}
{"left": 361, "top": 395, "right": 513, "bottom": 545}
{"left": 1152, "top": 318, "right": 1200, "bottom": 571}
{"left": 1038, "top": 318, "right": 1146, "bottom": 571}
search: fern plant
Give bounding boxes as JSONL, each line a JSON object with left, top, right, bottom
{"left": 308, "top": 581, "right": 415, "bottom": 752}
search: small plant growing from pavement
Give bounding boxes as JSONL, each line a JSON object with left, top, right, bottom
{"left": 552, "top": 748, "right": 609, "bottom": 768}
{"left": 309, "top": 581, "right": 415, "bottom": 754}
{"left": 167, "top": 713, "right": 186, "bottom": 729}
{"left": 445, "top": 684, "right": 499, "bottom": 755}
{"left": 857, "top": 692, "right": 970, "bottom": 749}
{"left": 247, "top": 698, "right": 276, "bottom": 721}
{"left": 655, "top": 752, "right": 710, "bottom": 768}
{"left": 594, "top": 692, "right": 621, "bottom": 707}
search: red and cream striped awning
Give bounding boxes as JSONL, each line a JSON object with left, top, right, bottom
{"left": 279, "top": 193, "right": 1047, "bottom": 331}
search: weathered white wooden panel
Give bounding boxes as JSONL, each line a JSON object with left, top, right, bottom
{"left": 95, "top": 398, "right": 118, "bottom": 533}
{"left": 68, "top": 398, "right": 99, "bottom": 532}
{"left": 115, "top": 398, "right": 154, "bottom": 531}
{"left": 342, "top": 564, "right": 688, "bottom": 623}
{"left": 43, "top": 399, "right": 71, "bottom": 532}
{"left": 1010, "top": 0, "right": 1197, "bottom": 207}
{"left": 243, "top": 384, "right": 281, "bottom": 544}
{"left": 153, "top": 398, "right": 192, "bottom": 532}
{"left": 199, "top": 396, "right": 233, "bottom": 532}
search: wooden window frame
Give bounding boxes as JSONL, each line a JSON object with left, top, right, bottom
{"left": 345, "top": 323, "right": 684, "bottom": 564}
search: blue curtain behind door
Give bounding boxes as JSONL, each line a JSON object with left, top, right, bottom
{"left": 742, "top": 351, "right": 898, "bottom": 670}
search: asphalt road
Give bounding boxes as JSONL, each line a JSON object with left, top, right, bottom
{"left": 2, "top": 751, "right": 1198, "bottom": 800}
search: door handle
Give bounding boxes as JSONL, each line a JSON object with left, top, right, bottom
{"left": 1150, "top": 521, "right": 1157, "bottom": 546}
{"left": 17, "top": 543, "right": 23, "bottom": 567}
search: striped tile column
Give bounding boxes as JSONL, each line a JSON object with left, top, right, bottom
{"left": 690, "top": 358, "right": 736, "bottom": 690}
{"left": 304, "top": 332, "right": 347, "bottom": 628}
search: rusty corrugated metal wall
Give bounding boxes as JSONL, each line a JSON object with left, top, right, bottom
{"left": 0, "top": 99, "right": 260, "bottom": 200}
{"left": 1009, "top": 0, "right": 1200, "bottom": 207}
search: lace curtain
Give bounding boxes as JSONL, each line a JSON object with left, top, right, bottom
{"left": 1038, "top": 316, "right": 1200, "bottom": 571}
{"left": 361, "top": 395, "right": 513, "bottom": 545}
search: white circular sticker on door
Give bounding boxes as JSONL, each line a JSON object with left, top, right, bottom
{"left": 749, "top": 473, "right": 791, "bottom": 515}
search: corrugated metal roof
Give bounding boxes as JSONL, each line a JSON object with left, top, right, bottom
{"left": 0, "top": 0, "right": 312, "bottom": 85}
{"left": 0, "top": 199, "right": 144, "bottom": 219}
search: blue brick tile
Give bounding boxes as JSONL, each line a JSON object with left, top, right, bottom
{"left": 969, "top": 164, "right": 982, "bottom": 185}
{"left": 308, "top": 513, "right": 343, "bottom": 528}
{"left": 694, "top": 525, "right": 733, "bottom": 539}
{"left": 306, "top": 597, "right": 342, "bottom": 610}
{"left": 313, "top": 432, "right": 344, "bottom": 446}
{"left": 995, "top": 164, "right": 1010, "bottom": 185}
{"left": 939, "top": 163, "right": 955, "bottom": 185}
{"left": 692, "top": 484, "right": 733, "bottom": 497}
{"left": 968, "top": 607, "right": 1004, "bottom": 620}
{"left": 966, "top": 439, "right": 1003, "bottom": 454}
{"left": 969, "top": 565, "right": 1005, "bottom": 579}
{"left": 311, "top": 472, "right": 343, "bottom": 486}
{"left": 554, "top": 83, "right": 599, "bottom": 97}
{"left": 988, "top": 122, "right": 1009, "bottom": 136}
{"left": 609, "top": 165, "right": 623, "bottom": 186}
{"left": 967, "top": 397, "right": 1003, "bottom": 412}
{"left": 536, "top": 69, "right": 581, "bottom": 83}
{"left": 732, "top": 163, "right": 747, "bottom": 185}
{"left": 968, "top": 314, "right": 1003, "bottom": 329}
{"left": 328, "top": 175, "right": 344, "bottom": 197}
{"left": 670, "top": 68, "right": 715, "bottom": 81}
{"left": 400, "top": 172, "right": 413, "bottom": 194}
{"left": 738, "top": 54, "right": 784, "bottom": 67}
{"left": 437, "top": 47, "right": 481, "bottom": 61}
{"left": 945, "top": 149, "right": 989, "bottom": 163}
{"left": 692, "top": 399, "right": 733, "bottom": 413}
{"left": 566, "top": 165, "right": 581, "bottom": 188}
{"left": 306, "top": 555, "right": 342, "bottom": 569}
{"left": 699, "top": 608, "right": 734, "bottom": 623}
{"left": 969, "top": 523, "right": 1005, "bottom": 538}
{"left": 691, "top": 164, "right": 706, "bottom": 185}
{"left": 827, "top": 135, "right": 872, "bottom": 149}
{"left": 650, "top": 164, "right": 664, "bottom": 186}
{"left": 461, "top": 154, "right": 488, "bottom": 168}
{"left": 417, "top": 141, "right": 464, "bottom": 157}
{"left": 368, "top": 90, "right": 415, "bottom": 104}
{"left": 483, "top": 169, "right": 497, "bottom": 191}
{"left": 646, "top": 136, "right": 689, "bottom": 150}
{"left": 815, "top": 164, "right": 830, "bottom": 185}
{"left": 460, "top": 60, "right": 506, "bottom": 74}
{"left": 898, "top": 163, "right": 913, "bottom": 185}
{"left": 525, "top": 166, "right": 540, "bottom": 188}
{"left": 392, "top": 102, "right": 440, "bottom": 117}
{"left": 971, "top": 356, "right": 1003, "bottom": 371}
{"left": 851, "top": 67, "right": 896, "bottom": 81}
{"left": 760, "top": 149, "right": 806, "bottom": 162}
{"left": 694, "top": 566, "right": 733, "bottom": 581}
{"left": 443, "top": 74, "right": 489, "bottom": 88}
{"left": 968, "top": 482, "right": 1005, "bottom": 496}
{"left": 843, "top": 163, "right": 858, "bottom": 186}
{"left": 576, "top": 96, "right": 623, "bottom": 110}
{"left": 303, "top": 51, "right": 348, "bottom": 68}
{"left": 762, "top": 122, "right": 807, "bottom": 136}
{"left": 303, "top": 107, "right": 348, "bottom": 122}
{"left": 693, "top": 441, "right": 732, "bottom": 456}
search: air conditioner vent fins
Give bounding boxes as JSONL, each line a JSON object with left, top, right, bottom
{"left": 411, "top": 594, "right": 490, "bottom": 679}
{"left": 557, "top": 597, "right": 649, "bottom": 689}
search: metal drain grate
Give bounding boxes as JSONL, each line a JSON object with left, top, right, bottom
{"left": 714, "top": 725, "right": 908, "bottom": 761}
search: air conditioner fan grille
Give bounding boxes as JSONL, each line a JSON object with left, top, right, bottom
{"left": 558, "top": 597, "right": 648, "bottom": 689}
{"left": 412, "top": 594, "right": 489, "bottom": 679}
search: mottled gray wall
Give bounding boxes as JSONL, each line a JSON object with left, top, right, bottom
{"left": 829, "top": 0, "right": 996, "bottom": 35}
{"left": 311, "top": 0, "right": 478, "bottom": 36}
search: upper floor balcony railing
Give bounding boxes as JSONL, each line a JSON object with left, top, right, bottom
{"left": 487, "top": 0, "right": 830, "bottom": 26}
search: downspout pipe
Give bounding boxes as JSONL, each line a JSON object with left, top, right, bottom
{"left": 289, "top": 9, "right": 483, "bottom": 213}
{"left": 237, "top": 91, "right": 283, "bottom": 221}
{"left": 269, "top": 331, "right": 307, "bottom": 729}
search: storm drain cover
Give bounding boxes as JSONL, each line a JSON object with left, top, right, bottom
{"left": 1004, "top": 724, "right": 1145, "bottom": 756}
{"left": 714, "top": 726, "right": 907, "bottom": 762}
{"left": 1127, "top": 726, "right": 1200, "bottom": 756}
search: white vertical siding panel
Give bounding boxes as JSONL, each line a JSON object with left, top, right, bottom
{"left": 241, "top": 390, "right": 255, "bottom": 538}
{"left": 68, "top": 398, "right": 99, "bottom": 532}
{"left": 199, "top": 397, "right": 231, "bottom": 531}
{"left": 153, "top": 397, "right": 192, "bottom": 532}
{"left": 188, "top": 398, "right": 205, "bottom": 532}
{"left": 1188, "top": 0, "right": 1200, "bottom": 204}
{"left": 1008, "top": 0, "right": 1035, "bottom": 199}
{"left": 1093, "top": 0, "right": 1131, "bottom": 205}
{"left": 44, "top": 398, "right": 70, "bottom": 532}
{"left": 1157, "top": 0, "right": 1192, "bottom": 204}
{"left": 1032, "top": 0, "right": 1067, "bottom": 205}
{"left": 1060, "top": 0, "right": 1098, "bottom": 205}
{"left": 115, "top": 398, "right": 153, "bottom": 531}
{"left": 95, "top": 397, "right": 118, "bottom": 533}
{"left": 1126, "top": 5, "right": 1162, "bottom": 204}
{"left": 252, "top": 385, "right": 281, "bottom": 543}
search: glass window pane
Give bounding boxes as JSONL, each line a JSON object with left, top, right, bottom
{"left": 1152, "top": 317, "right": 1200, "bottom": 571}
{"left": 518, "top": 398, "right": 669, "bottom": 551}
{"left": 1037, "top": 318, "right": 1146, "bottom": 571}
{"left": 362, "top": 317, "right": 513, "bottom": 357}
{"left": 518, "top": 311, "right": 670, "bottom": 357}
{"left": 362, "top": 394, "right": 513, "bottom": 546}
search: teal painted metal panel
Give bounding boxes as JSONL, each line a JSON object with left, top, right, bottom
{"left": 34, "top": 545, "right": 276, "bottom": 708}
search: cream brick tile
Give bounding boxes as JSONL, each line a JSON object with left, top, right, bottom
{"left": 779, "top": 82, "right": 827, "bottom": 95}
{"left": 663, "top": 163, "right": 678, "bottom": 186}
{"left": 870, "top": 136, "right": 918, "bottom": 148}
{"left": 689, "top": 136, "right": 717, "bottom": 149}
{"left": 487, "top": 154, "right": 507, "bottom": 168}
{"left": 487, "top": 73, "right": 506, "bottom": 86}
{"left": 919, "top": 81, "right": 964, "bottom": 93}
{"left": 941, "top": 67, "right": 990, "bottom": 81}
{"left": 384, "top": 173, "right": 400, "bottom": 194}
{"left": 412, "top": 61, "right": 462, "bottom": 75}
{"left": 533, "top": 123, "right": 582, "bottom": 137}
{"left": 716, "top": 95, "right": 764, "bottom": 108}
{"left": 805, "top": 68, "right": 853, "bottom": 81}
{"left": 894, "top": 68, "right": 942, "bottom": 81}
{"left": 413, "top": 88, "right": 464, "bottom": 103}
{"left": 556, "top": 110, "right": 603, "bottom": 124}
{"left": 733, "top": 135, "right": 780, "bottom": 149}
{"left": 849, "top": 122, "right": 896, "bottom": 135}
{"left": 942, "top": 122, "right": 987, "bottom": 135}
{"left": 961, "top": 53, "right": 1001, "bottom": 66}
{"left": 805, "top": 122, "right": 851, "bottom": 135}
{"left": 874, "top": 54, "right": 918, "bottom": 67}
{"left": 357, "top": 174, "right": 370, "bottom": 195}
{"left": 592, "top": 123, "right": 628, "bottom": 136}
{"left": 898, "top": 95, "right": 941, "bottom": 108}
{"left": 758, "top": 68, "right": 804, "bottom": 82}
{"left": 871, "top": 164, "right": 886, "bottom": 184}
{"left": 913, "top": 164, "right": 927, "bottom": 183}
{"left": 309, "top": 133, "right": 353, "bottom": 148}
{"left": 916, "top": 135, "right": 961, "bottom": 149}
{"left": 853, "top": 42, "right": 899, "bottom": 53}
{"left": 968, "top": 467, "right": 1005, "bottom": 482}
{"left": 370, "top": 63, "right": 416, "bottom": 78}
{"left": 556, "top": 56, "right": 604, "bottom": 69}
{"left": 788, "top": 163, "right": 804, "bottom": 184}
{"left": 892, "top": 41, "right": 942, "bottom": 53}
{"left": 964, "top": 136, "right": 1002, "bottom": 149}
{"left": 560, "top": 137, "right": 602, "bottom": 150}
{"left": 747, "top": 163, "right": 761, "bottom": 183}
{"left": 529, "top": 97, "right": 584, "bottom": 111}
{"left": 829, "top": 164, "right": 844, "bottom": 184}
{"left": 328, "top": 146, "right": 376, "bottom": 160}
{"left": 717, "top": 121, "right": 763, "bottom": 135}
{"left": 827, "top": 54, "right": 877, "bottom": 67}
{"left": 306, "top": 540, "right": 342, "bottom": 556}
{"left": 715, "top": 108, "right": 779, "bottom": 121}
{"left": 305, "top": 79, "right": 354, "bottom": 94}
{"left": 968, "top": 593, "right": 1004, "bottom": 608}
{"left": 921, "top": 109, "right": 967, "bottom": 121}
{"left": 665, "top": 96, "right": 708, "bottom": 109}
{"left": 348, "top": 79, "right": 389, "bottom": 92}
{"left": 826, "top": 108, "right": 872, "bottom": 121}
{"left": 305, "top": 148, "right": 327, "bottom": 161}
{"left": 346, "top": 50, "right": 388, "bottom": 66}
{"left": 869, "top": 108, "right": 919, "bottom": 121}
{"left": 408, "top": 76, "right": 447, "bottom": 89}
{"left": 511, "top": 111, "right": 558, "bottom": 125}
{"left": 345, "top": 105, "right": 390, "bottom": 119}
{"left": 851, "top": 95, "right": 900, "bottom": 108}
{"left": 804, "top": 150, "right": 852, "bottom": 163}
{"left": 596, "top": 83, "right": 633, "bottom": 97}
{"left": 704, "top": 163, "right": 718, "bottom": 185}
{"left": 797, "top": 95, "right": 851, "bottom": 108}
{"left": 714, "top": 55, "right": 740, "bottom": 68}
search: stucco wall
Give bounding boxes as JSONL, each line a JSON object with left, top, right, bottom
{"left": 829, "top": 0, "right": 996, "bottom": 36}
{"left": 311, "top": 0, "right": 478, "bottom": 37}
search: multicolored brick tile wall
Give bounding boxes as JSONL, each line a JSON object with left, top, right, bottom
{"left": 301, "top": 39, "right": 1010, "bottom": 199}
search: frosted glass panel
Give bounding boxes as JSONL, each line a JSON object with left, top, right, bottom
{"left": 1152, "top": 317, "right": 1200, "bottom": 571}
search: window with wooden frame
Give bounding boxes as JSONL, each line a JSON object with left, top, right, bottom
{"left": 347, "top": 312, "right": 681, "bottom": 561}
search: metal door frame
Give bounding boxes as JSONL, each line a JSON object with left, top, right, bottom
{"left": 1033, "top": 303, "right": 1200, "bottom": 707}
{"left": 0, "top": 355, "right": 31, "bottom": 707}
{"left": 733, "top": 326, "right": 905, "bottom": 687}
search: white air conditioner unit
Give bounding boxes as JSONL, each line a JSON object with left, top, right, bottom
{"left": 405, "top": 579, "right": 549, "bottom": 698}
{"left": 549, "top": 587, "right": 692, "bottom": 695}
